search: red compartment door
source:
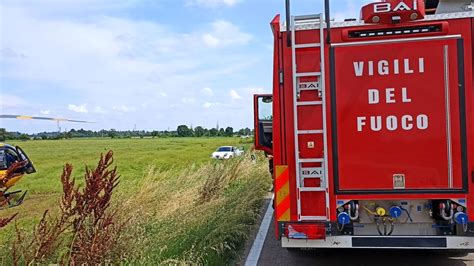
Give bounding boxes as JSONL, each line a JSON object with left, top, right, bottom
{"left": 333, "top": 37, "right": 467, "bottom": 192}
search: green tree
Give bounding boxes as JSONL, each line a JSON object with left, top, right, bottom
{"left": 65, "top": 131, "right": 73, "bottom": 139}
{"left": 151, "top": 131, "right": 159, "bottom": 138}
{"left": 177, "top": 125, "right": 191, "bottom": 137}
{"left": 108, "top": 129, "right": 117, "bottom": 139}
{"left": 218, "top": 128, "right": 225, "bottom": 137}
{"left": 209, "top": 128, "right": 218, "bottom": 137}
{"left": 0, "top": 128, "right": 6, "bottom": 142}
{"left": 225, "top": 127, "right": 233, "bottom": 137}
{"left": 194, "top": 126, "right": 205, "bottom": 137}
{"left": 19, "top": 134, "right": 30, "bottom": 141}
{"left": 244, "top": 127, "right": 252, "bottom": 136}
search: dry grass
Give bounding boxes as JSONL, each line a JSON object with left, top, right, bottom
{"left": 0, "top": 214, "right": 17, "bottom": 229}
{"left": 117, "top": 153, "right": 271, "bottom": 264}
{"left": 11, "top": 151, "right": 129, "bottom": 265}
{"left": 1, "top": 147, "right": 271, "bottom": 265}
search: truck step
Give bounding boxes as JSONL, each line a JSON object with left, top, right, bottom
{"left": 298, "top": 130, "right": 323, "bottom": 134}
{"left": 299, "top": 187, "right": 326, "bottom": 192}
{"left": 298, "top": 158, "right": 324, "bottom": 163}
{"left": 296, "top": 72, "right": 321, "bottom": 78}
{"left": 299, "top": 215, "right": 327, "bottom": 221}
{"left": 294, "top": 43, "right": 321, "bottom": 49}
{"left": 296, "top": 101, "right": 322, "bottom": 106}
{"left": 294, "top": 14, "right": 322, "bottom": 21}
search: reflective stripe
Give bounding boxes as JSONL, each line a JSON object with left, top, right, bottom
{"left": 275, "top": 165, "right": 290, "bottom": 221}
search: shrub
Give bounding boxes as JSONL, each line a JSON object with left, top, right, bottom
{"left": 12, "top": 151, "right": 128, "bottom": 265}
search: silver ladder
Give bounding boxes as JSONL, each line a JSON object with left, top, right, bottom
{"left": 290, "top": 14, "right": 330, "bottom": 222}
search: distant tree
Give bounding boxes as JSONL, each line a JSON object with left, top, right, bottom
{"left": 41, "top": 135, "right": 48, "bottom": 140}
{"left": 244, "top": 127, "right": 252, "bottom": 136}
{"left": 225, "top": 127, "right": 233, "bottom": 137}
{"left": 209, "top": 128, "right": 218, "bottom": 137}
{"left": 218, "top": 128, "right": 225, "bottom": 137}
{"left": 177, "top": 125, "right": 192, "bottom": 137}
{"left": 0, "top": 128, "right": 5, "bottom": 142}
{"left": 19, "top": 134, "right": 29, "bottom": 141}
{"left": 64, "top": 131, "right": 73, "bottom": 139}
{"left": 194, "top": 126, "right": 205, "bottom": 137}
{"left": 151, "top": 131, "right": 159, "bottom": 138}
{"left": 108, "top": 129, "right": 117, "bottom": 139}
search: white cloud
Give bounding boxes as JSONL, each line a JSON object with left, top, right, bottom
{"left": 94, "top": 106, "right": 107, "bottom": 114}
{"left": 229, "top": 89, "right": 242, "bottom": 100}
{"left": 202, "top": 87, "right": 213, "bottom": 96}
{"left": 112, "top": 105, "right": 136, "bottom": 112}
{"left": 40, "top": 110, "right": 51, "bottom": 115}
{"left": 202, "top": 102, "right": 220, "bottom": 108}
{"left": 201, "top": 20, "right": 252, "bottom": 48}
{"left": 244, "top": 87, "right": 266, "bottom": 95}
{"left": 186, "top": 0, "right": 242, "bottom": 8}
{"left": 68, "top": 104, "right": 88, "bottom": 113}
{"left": 181, "top": 98, "right": 196, "bottom": 104}
{"left": 202, "top": 34, "right": 220, "bottom": 47}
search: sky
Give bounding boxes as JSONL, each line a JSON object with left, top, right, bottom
{"left": 0, "top": 0, "right": 371, "bottom": 133}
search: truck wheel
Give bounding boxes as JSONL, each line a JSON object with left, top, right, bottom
{"left": 446, "top": 250, "right": 469, "bottom": 257}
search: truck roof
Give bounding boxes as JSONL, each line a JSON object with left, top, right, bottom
{"left": 281, "top": 11, "right": 474, "bottom": 32}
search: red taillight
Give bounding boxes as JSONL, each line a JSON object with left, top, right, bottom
{"left": 284, "top": 223, "right": 326, "bottom": 240}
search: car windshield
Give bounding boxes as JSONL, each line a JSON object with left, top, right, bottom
{"left": 217, "top": 147, "right": 232, "bottom": 152}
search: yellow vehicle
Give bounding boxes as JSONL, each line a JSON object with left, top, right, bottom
{"left": 0, "top": 143, "right": 36, "bottom": 209}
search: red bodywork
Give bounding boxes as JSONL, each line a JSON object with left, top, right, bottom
{"left": 259, "top": 11, "right": 474, "bottom": 236}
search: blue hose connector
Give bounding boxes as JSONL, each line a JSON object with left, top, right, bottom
{"left": 455, "top": 212, "right": 468, "bottom": 224}
{"left": 338, "top": 212, "right": 350, "bottom": 225}
{"left": 389, "top": 206, "right": 402, "bottom": 218}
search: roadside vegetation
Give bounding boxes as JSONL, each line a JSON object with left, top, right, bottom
{"left": 0, "top": 137, "right": 271, "bottom": 264}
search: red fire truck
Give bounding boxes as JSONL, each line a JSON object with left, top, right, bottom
{"left": 254, "top": 0, "right": 474, "bottom": 250}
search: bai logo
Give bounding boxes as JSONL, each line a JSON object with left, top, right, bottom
{"left": 374, "top": 0, "right": 418, "bottom": 13}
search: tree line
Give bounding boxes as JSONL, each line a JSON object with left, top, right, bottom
{"left": 0, "top": 126, "right": 253, "bottom": 141}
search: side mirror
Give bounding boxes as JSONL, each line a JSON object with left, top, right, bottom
{"left": 253, "top": 94, "right": 273, "bottom": 154}
{"left": 16, "top": 146, "right": 36, "bottom": 174}
{"left": 25, "top": 165, "right": 36, "bottom": 174}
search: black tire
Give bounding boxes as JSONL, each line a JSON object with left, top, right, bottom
{"left": 445, "top": 250, "right": 470, "bottom": 257}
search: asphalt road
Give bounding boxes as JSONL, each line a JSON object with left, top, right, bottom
{"left": 250, "top": 200, "right": 474, "bottom": 266}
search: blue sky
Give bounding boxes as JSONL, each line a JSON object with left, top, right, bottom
{"left": 0, "top": 0, "right": 370, "bottom": 133}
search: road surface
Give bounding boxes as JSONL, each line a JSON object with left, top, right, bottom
{"left": 245, "top": 200, "right": 474, "bottom": 266}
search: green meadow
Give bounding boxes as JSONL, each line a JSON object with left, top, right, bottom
{"left": 0, "top": 137, "right": 271, "bottom": 264}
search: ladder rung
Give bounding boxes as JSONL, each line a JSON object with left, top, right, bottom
{"left": 299, "top": 158, "right": 324, "bottom": 163}
{"left": 296, "top": 101, "right": 322, "bottom": 106}
{"left": 294, "top": 14, "right": 322, "bottom": 21}
{"left": 296, "top": 72, "right": 321, "bottom": 78}
{"left": 299, "top": 87, "right": 319, "bottom": 91}
{"left": 294, "top": 43, "right": 321, "bottom": 49}
{"left": 300, "top": 215, "right": 327, "bottom": 221}
{"left": 298, "top": 130, "right": 323, "bottom": 134}
{"left": 300, "top": 187, "right": 326, "bottom": 192}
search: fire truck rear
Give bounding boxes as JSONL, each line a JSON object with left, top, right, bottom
{"left": 254, "top": 0, "right": 474, "bottom": 250}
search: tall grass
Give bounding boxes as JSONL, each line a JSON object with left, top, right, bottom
{"left": 0, "top": 148, "right": 271, "bottom": 264}
{"left": 113, "top": 153, "right": 271, "bottom": 264}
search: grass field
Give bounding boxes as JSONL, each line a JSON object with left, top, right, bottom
{"left": 0, "top": 137, "right": 271, "bottom": 264}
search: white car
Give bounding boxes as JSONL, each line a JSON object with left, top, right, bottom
{"left": 211, "top": 146, "right": 244, "bottom": 160}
